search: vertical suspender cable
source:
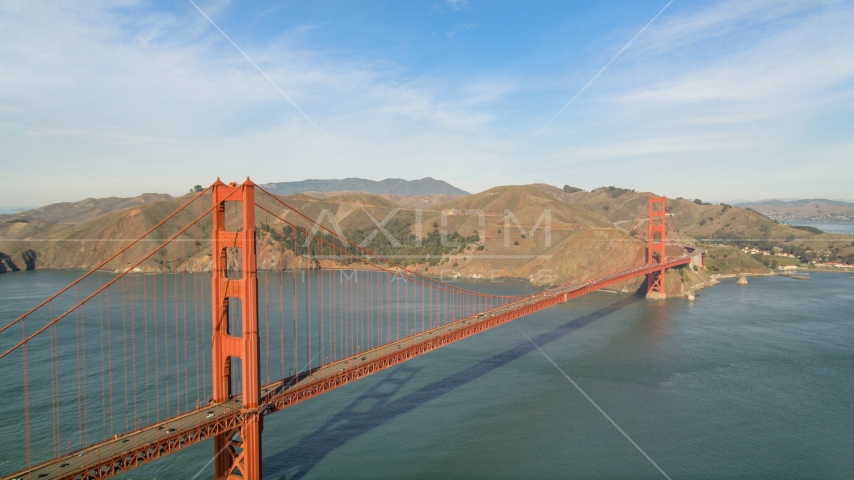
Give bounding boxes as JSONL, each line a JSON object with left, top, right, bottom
{"left": 107, "top": 281, "right": 114, "bottom": 437}
{"left": 153, "top": 273, "right": 159, "bottom": 422}
{"left": 82, "top": 302, "right": 88, "bottom": 447}
{"left": 421, "top": 280, "right": 425, "bottom": 333}
{"left": 48, "top": 303, "right": 57, "bottom": 456}
{"left": 265, "top": 255, "right": 270, "bottom": 385}
{"left": 76, "top": 284, "right": 82, "bottom": 447}
{"left": 280, "top": 225, "right": 285, "bottom": 382}
{"left": 122, "top": 257, "right": 129, "bottom": 432}
{"left": 405, "top": 274, "right": 409, "bottom": 337}
{"left": 293, "top": 232, "right": 298, "bottom": 375}
{"left": 396, "top": 275, "right": 400, "bottom": 341}
{"left": 99, "top": 273, "right": 106, "bottom": 440}
{"left": 320, "top": 238, "right": 324, "bottom": 365}
{"left": 183, "top": 233, "right": 189, "bottom": 412}
{"left": 132, "top": 262, "right": 138, "bottom": 426}
{"left": 22, "top": 322, "right": 30, "bottom": 467}
{"left": 264, "top": 196, "right": 270, "bottom": 386}
{"left": 163, "top": 260, "right": 170, "bottom": 419}
{"left": 144, "top": 274, "right": 151, "bottom": 425}
{"left": 303, "top": 246, "right": 312, "bottom": 371}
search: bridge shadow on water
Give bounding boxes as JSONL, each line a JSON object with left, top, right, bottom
{"left": 262, "top": 295, "right": 642, "bottom": 479}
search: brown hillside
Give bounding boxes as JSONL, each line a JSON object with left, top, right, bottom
{"left": 0, "top": 195, "right": 194, "bottom": 272}
{"left": 3, "top": 193, "right": 174, "bottom": 224}
{"left": 7, "top": 184, "right": 848, "bottom": 297}
{"left": 415, "top": 185, "right": 670, "bottom": 289}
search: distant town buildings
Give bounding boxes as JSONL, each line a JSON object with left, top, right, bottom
{"left": 742, "top": 247, "right": 854, "bottom": 268}
{"left": 742, "top": 247, "right": 797, "bottom": 257}
{"left": 761, "top": 210, "right": 854, "bottom": 223}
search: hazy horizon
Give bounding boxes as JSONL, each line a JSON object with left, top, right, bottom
{"left": 3, "top": 176, "right": 854, "bottom": 213}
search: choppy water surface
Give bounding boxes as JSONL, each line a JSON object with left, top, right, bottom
{"left": 1, "top": 271, "right": 852, "bottom": 479}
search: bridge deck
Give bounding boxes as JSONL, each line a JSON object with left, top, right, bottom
{"left": 10, "top": 257, "right": 691, "bottom": 480}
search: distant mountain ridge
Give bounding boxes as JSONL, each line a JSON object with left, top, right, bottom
{"left": 260, "top": 177, "right": 469, "bottom": 196}
{"left": 736, "top": 199, "right": 854, "bottom": 208}
{"left": 735, "top": 199, "right": 854, "bottom": 223}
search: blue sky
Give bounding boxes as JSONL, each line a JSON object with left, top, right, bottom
{"left": 1, "top": 0, "right": 852, "bottom": 207}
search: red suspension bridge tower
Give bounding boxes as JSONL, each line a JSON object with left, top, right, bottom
{"left": 211, "top": 179, "right": 262, "bottom": 480}
{"left": 646, "top": 196, "right": 668, "bottom": 299}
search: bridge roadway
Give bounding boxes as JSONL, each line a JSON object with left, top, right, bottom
{"left": 9, "top": 255, "right": 692, "bottom": 480}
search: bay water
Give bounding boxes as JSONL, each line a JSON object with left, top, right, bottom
{"left": 0, "top": 270, "right": 852, "bottom": 479}
{"left": 787, "top": 221, "right": 854, "bottom": 236}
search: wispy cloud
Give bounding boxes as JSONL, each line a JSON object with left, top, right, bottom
{"left": 636, "top": 0, "right": 816, "bottom": 53}
{"left": 0, "top": 1, "right": 511, "bottom": 204}
{"left": 536, "top": 0, "right": 674, "bottom": 136}
{"left": 187, "top": 0, "right": 334, "bottom": 143}
{"left": 612, "top": 1, "right": 854, "bottom": 122}
{"left": 519, "top": 0, "right": 854, "bottom": 200}
{"left": 447, "top": 22, "right": 477, "bottom": 37}
{"left": 1, "top": 0, "right": 852, "bottom": 206}
{"left": 431, "top": 0, "right": 470, "bottom": 15}
{"left": 446, "top": 0, "right": 470, "bottom": 11}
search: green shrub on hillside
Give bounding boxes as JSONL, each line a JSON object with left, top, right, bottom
{"left": 259, "top": 216, "right": 480, "bottom": 267}
{"left": 790, "top": 225, "right": 823, "bottom": 234}
{"left": 596, "top": 186, "right": 634, "bottom": 198}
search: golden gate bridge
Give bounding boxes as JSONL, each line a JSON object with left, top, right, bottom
{"left": 0, "top": 179, "right": 697, "bottom": 479}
